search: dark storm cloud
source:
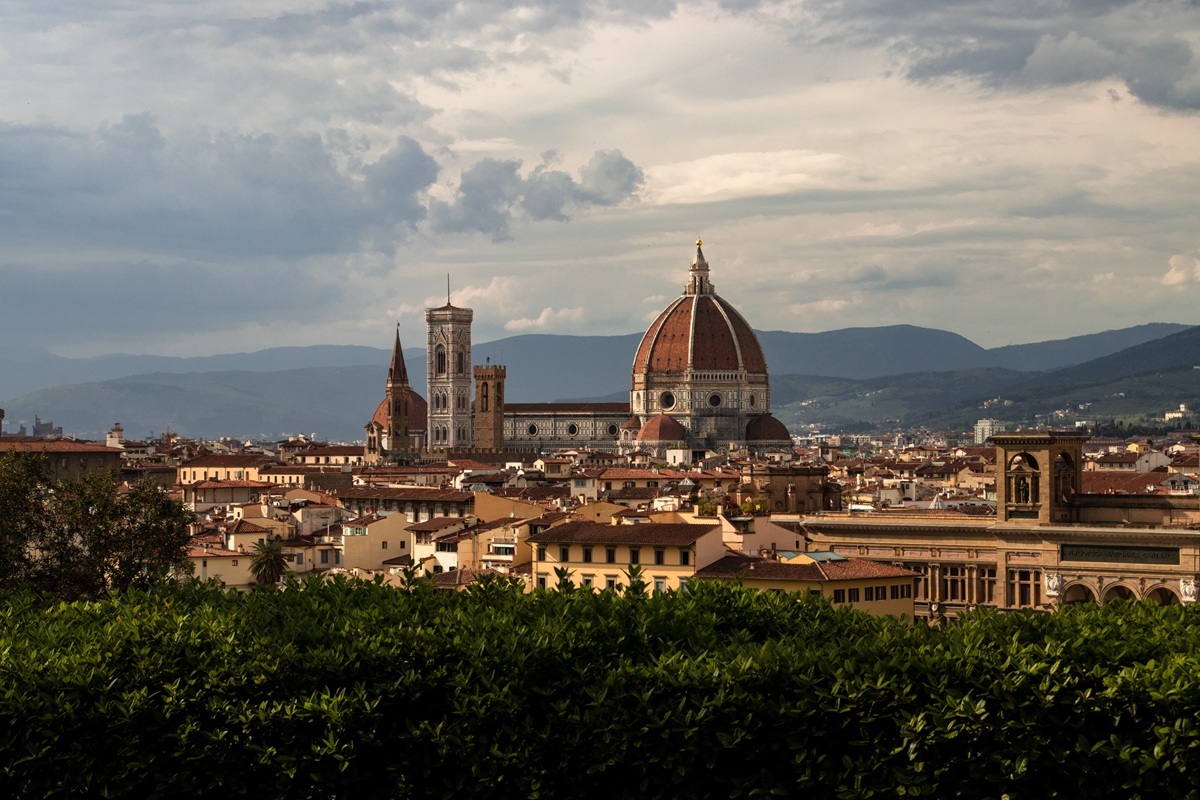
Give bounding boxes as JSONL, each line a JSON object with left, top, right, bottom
{"left": 0, "top": 116, "right": 438, "bottom": 259}
{"left": 429, "top": 150, "right": 643, "bottom": 241}
{"left": 794, "top": 0, "right": 1200, "bottom": 112}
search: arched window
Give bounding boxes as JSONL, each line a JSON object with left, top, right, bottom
{"left": 481, "top": 383, "right": 489, "bottom": 412}
{"left": 456, "top": 349, "right": 465, "bottom": 374}
{"left": 436, "top": 345, "right": 446, "bottom": 375}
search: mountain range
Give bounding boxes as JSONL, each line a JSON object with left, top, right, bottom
{"left": 1, "top": 323, "right": 1193, "bottom": 441}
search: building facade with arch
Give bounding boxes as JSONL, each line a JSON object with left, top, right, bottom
{"left": 796, "top": 431, "right": 1200, "bottom": 619}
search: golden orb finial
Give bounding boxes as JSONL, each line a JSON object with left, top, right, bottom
{"left": 696, "top": 237, "right": 703, "bottom": 247}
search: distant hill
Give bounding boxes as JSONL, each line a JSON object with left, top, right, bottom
{"left": 3, "top": 324, "right": 1193, "bottom": 440}
{"left": 986, "top": 323, "right": 1190, "bottom": 371}
{"left": 772, "top": 326, "right": 1200, "bottom": 433}
{"left": 2, "top": 367, "right": 384, "bottom": 443}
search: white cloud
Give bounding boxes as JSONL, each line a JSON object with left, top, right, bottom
{"left": 646, "top": 150, "right": 858, "bottom": 206}
{"left": 1162, "top": 253, "right": 1200, "bottom": 287}
{"left": 505, "top": 307, "right": 585, "bottom": 331}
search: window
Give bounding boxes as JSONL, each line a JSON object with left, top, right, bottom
{"left": 436, "top": 345, "right": 446, "bottom": 375}
{"left": 678, "top": 578, "right": 690, "bottom": 592}
{"left": 605, "top": 547, "right": 616, "bottom": 564}
{"left": 1008, "top": 569, "right": 1041, "bottom": 608}
{"left": 582, "top": 575, "right": 593, "bottom": 588}
{"left": 559, "top": 545, "right": 570, "bottom": 562}
{"left": 847, "top": 588, "right": 859, "bottom": 603}
{"left": 320, "top": 550, "right": 329, "bottom": 564}
{"left": 382, "top": 541, "right": 388, "bottom": 550}
{"left": 977, "top": 567, "right": 997, "bottom": 603}
{"left": 335, "top": 551, "right": 341, "bottom": 565}
{"left": 629, "top": 547, "right": 640, "bottom": 565}
{"left": 605, "top": 576, "right": 617, "bottom": 590}
{"left": 890, "top": 584, "right": 900, "bottom": 600}
{"left": 537, "top": 546, "right": 547, "bottom": 561}
{"left": 399, "top": 542, "right": 406, "bottom": 549}
{"left": 833, "top": 588, "right": 846, "bottom": 604}
{"left": 808, "top": 588, "right": 821, "bottom": 598}
{"left": 231, "top": 560, "right": 238, "bottom": 567}
{"left": 654, "top": 548, "right": 665, "bottom": 566}
{"left": 864, "top": 586, "right": 874, "bottom": 602}
{"left": 654, "top": 578, "right": 667, "bottom": 593}
{"left": 582, "top": 546, "right": 593, "bottom": 563}
{"left": 941, "top": 567, "right": 967, "bottom": 602}
{"left": 296, "top": 553, "right": 304, "bottom": 565}
{"left": 680, "top": 549, "right": 690, "bottom": 566}
{"left": 537, "top": 575, "right": 547, "bottom": 589}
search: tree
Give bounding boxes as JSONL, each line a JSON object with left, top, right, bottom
{"left": 0, "top": 451, "right": 48, "bottom": 590}
{"left": 0, "top": 455, "right": 193, "bottom": 600}
{"left": 249, "top": 539, "right": 288, "bottom": 586}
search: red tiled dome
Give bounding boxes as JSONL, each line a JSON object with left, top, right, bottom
{"left": 632, "top": 245, "right": 767, "bottom": 377}
{"left": 745, "top": 414, "right": 790, "bottom": 442}
{"left": 636, "top": 414, "right": 688, "bottom": 443}
{"left": 620, "top": 415, "right": 642, "bottom": 430}
{"left": 371, "top": 392, "right": 428, "bottom": 432}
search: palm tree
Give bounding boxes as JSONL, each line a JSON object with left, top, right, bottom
{"left": 249, "top": 539, "right": 288, "bottom": 586}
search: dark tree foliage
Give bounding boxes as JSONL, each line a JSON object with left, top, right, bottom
{"left": 4, "top": 578, "right": 1200, "bottom": 799}
{"left": 0, "top": 451, "right": 193, "bottom": 599}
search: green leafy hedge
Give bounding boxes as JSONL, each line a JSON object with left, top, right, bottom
{"left": 3, "top": 577, "right": 1199, "bottom": 799}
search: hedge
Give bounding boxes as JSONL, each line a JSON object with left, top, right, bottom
{"left": 2, "top": 575, "right": 1199, "bottom": 799}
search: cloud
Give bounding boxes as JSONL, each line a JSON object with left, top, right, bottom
{"left": 1162, "top": 253, "right": 1200, "bottom": 286}
{"left": 789, "top": 297, "right": 854, "bottom": 315}
{"left": 0, "top": 116, "right": 438, "bottom": 259}
{"left": 504, "top": 307, "right": 585, "bottom": 331}
{"left": 429, "top": 150, "right": 643, "bottom": 240}
{"left": 647, "top": 150, "right": 855, "bottom": 205}
{"left": 450, "top": 276, "right": 520, "bottom": 310}
{"left": 790, "top": 0, "right": 1200, "bottom": 112}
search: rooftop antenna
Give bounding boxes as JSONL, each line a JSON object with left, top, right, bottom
{"left": 447, "top": 274, "right": 451, "bottom": 306}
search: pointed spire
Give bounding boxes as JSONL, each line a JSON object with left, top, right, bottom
{"left": 388, "top": 324, "right": 409, "bottom": 386}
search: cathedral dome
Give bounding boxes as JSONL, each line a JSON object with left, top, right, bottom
{"left": 745, "top": 414, "right": 791, "bottom": 442}
{"left": 636, "top": 414, "right": 688, "bottom": 443}
{"left": 371, "top": 393, "right": 428, "bottom": 433}
{"left": 632, "top": 244, "right": 767, "bottom": 377}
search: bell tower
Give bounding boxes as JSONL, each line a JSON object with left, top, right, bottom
{"left": 474, "top": 359, "right": 506, "bottom": 451}
{"left": 991, "top": 431, "right": 1087, "bottom": 524}
{"left": 385, "top": 326, "right": 413, "bottom": 453}
{"left": 426, "top": 296, "right": 474, "bottom": 451}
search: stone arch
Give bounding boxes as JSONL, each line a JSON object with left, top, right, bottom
{"left": 1061, "top": 582, "right": 1097, "bottom": 604}
{"left": 1102, "top": 583, "right": 1136, "bottom": 604}
{"left": 1145, "top": 585, "right": 1180, "bottom": 605}
{"left": 1008, "top": 452, "right": 1040, "bottom": 472}
{"left": 1053, "top": 451, "right": 1077, "bottom": 503}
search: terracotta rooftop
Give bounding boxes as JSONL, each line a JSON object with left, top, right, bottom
{"left": 695, "top": 553, "right": 919, "bottom": 583}
{"left": 530, "top": 520, "right": 720, "bottom": 546}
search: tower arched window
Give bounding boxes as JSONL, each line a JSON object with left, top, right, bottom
{"left": 481, "top": 383, "right": 489, "bottom": 412}
{"left": 456, "top": 349, "right": 465, "bottom": 374}
{"left": 436, "top": 345, "right": 446, "bottom": 375}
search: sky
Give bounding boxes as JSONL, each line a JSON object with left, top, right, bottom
{"left": 3, "top": 0, "right": 1200, "bottom": 359}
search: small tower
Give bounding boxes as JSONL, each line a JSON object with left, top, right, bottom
{"left": 474, "top": 359, "right": 506, "bottom": 451}
{"left": 991, "top": 431, "right": 1086, "bottom": 525}
{"left": 426, "top": 296, "right": 474, "bottom": 451}
{"left": 385, "top": 326, "right": 413, "bottom": 452}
